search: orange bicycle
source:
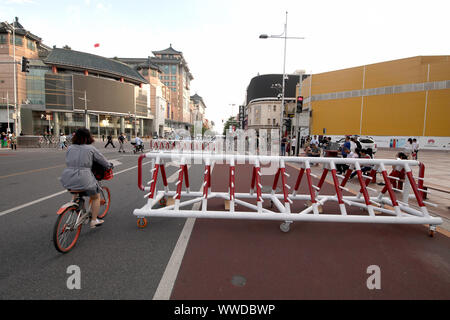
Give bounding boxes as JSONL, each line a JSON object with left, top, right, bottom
{"left": 53, "top": 169, "right": 112, "bottom": 253}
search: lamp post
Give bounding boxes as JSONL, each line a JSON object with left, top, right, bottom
{"left": 259, "top": 11, "right": 304, "bottom": 146}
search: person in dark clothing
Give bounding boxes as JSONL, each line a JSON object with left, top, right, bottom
{"left": 104, "top": 134, "right": 115, "bottom": 148}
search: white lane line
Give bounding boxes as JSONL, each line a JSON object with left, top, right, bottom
{"left": 153, "top": 163, "right": 214, "bottom": 300}
{"left": 0, "top": 161, "right": 152, "bottom": 218}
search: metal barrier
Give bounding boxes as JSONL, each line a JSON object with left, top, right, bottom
{"left": 133, "top": 153, "right": 442, "bottom": 236}
{"left": 149, "top": 139, "right": 217, "bottom": 152}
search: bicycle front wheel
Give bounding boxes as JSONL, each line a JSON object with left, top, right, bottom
{"left": 53, "top": 207, "right": 82, "bottom": 253}
{"left": 97, "top": 186, "right": 111, "bottom": 219}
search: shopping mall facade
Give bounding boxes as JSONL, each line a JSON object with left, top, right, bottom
{"left": 300, "top": 56, "right": 450, "bottom": 149}
{"left": 0, "top": 19, "right": 154, "bottom": 138}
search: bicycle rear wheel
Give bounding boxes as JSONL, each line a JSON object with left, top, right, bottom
{"left": 97, "top": 186, "right": 111, "bottom": 219}
{"left": 53, "top": 207, "right": 82, "bottom": 253}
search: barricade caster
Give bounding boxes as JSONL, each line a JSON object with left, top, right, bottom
{"left": 280, "top": 221, "right": 292, "bottom": 233}
{"left": 137, "top": 217, "right": 148, "bottom": 228}
{"left": 428, "top": 225, "right": 436, "bottom": 237}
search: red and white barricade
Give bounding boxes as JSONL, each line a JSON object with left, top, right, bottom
{"left": 134, "top": 153, "right": 442, "bottom": 235}
{"left": 149, "top": 139, "right": 217, "bottom": 153}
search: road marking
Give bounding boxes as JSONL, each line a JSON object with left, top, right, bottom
{"left": 153, "top": 163, "right": 214, "bottom": 300}
{"left": 0, "top": 161, "right": 152, "bottom": 218}
{"left": 0, "top": 164, "right": 65, "bottom": 180}
{"left": 167, "top": 165, "right": 191, "bottom": 183}
{"left": 109, "top": 159, "right": 123, "bottom": 167}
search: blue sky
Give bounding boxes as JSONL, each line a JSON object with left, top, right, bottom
{"left": 1, "top": 0, "right": 449, "bottom": 132}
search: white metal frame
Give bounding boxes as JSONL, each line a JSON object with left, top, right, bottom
{"left": 134, "top": 153, "right": 442, "bottom": 234}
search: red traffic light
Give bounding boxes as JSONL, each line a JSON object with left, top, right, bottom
{"left": 297, "top": 96, "right": 303, "bottom": 101}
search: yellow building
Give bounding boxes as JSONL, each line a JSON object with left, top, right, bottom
{"left": 300, "top": 56, "right": 450, "bottom": 149}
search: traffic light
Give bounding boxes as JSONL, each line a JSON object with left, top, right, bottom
{"left": 21, "top": 56, "right": 30, "bottom": 72}
{"left": 296, "top": 96, "right": 303, "bottom": 113}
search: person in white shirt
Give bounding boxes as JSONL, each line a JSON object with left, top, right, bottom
{"left": 291, "top": 136, "right": 297, "bottom": 156}
{"left": 311, "top": 135, "right": 319, "bottom": 146}
{"left": 59, "top": 133, "right": 67, "bottom": 150}
{"left": 404, "top": 138, "right": 414, "bottom": 158}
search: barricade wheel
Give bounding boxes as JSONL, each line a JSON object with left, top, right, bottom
{"left": 137, "top": 218, "right": 148, "bottom": 228}
{"left": 159, "top": 198, "right": 167, "bottom": 206}
{"left": 428, "top": 225, "right": 436, "bottom": 237}
{"left": 280, "top": 222, "right": 290, "bottom": 233}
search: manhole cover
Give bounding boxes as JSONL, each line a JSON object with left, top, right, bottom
{"left": 231, "top": 275, "right": 247, "bottom": 287}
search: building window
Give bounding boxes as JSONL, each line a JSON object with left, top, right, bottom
{"left": 171, "top": 65, "right": 177, "bottom": 74}
{"left": 267, "top": 119, "right": 271, "bottom": 125}
{"left": 0, "top": 34, "right": 7, "bottom": 44}
{"left": 171, "top": 82, "right": 176, "bottom": 86}
{"left": 273, "top": 105, "right": 276, "bottom": 112}
{"left": 27, "top": 39, "right": 36, "bottom": 51}
{"left": 171, "top": 76, "right": 176, "bottom": 80}
{"left": 162, "top": 65, "right": 169, "bottom": 74}
{"left": 273, "top": 119, "right": 276, "bottom": 125}
{"left": 10, "top": 35, "right": 23, "bottom": 46}
{"left": 142, "top": 69, "right": 148, "bottom": 76}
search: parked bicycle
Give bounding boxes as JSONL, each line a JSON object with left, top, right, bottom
{"left": 53, "top": 180, "right": 111, "bottom": 253}
{"left": 38, "top": 135, "right": 56, "bottom": 148}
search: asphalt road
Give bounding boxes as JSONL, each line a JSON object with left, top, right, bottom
{"left": 1, "top": 145, "right": 449, "bottom": 300}
{"left": 0, "top": 146, "right": 203, "bottom": 299}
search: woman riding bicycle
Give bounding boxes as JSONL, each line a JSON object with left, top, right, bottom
{"left": 60, "top": 128, "right": 113, "bottom": 229}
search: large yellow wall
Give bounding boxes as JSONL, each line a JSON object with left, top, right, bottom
{"left": 364, "top": 57, "right": 428, "bottom": 88}
{"left": 311, "top": 67, "right": 364, "bottom": 95}
{"left": 308, "top": 56, "right": 450, "bottom": 137}
{"left": 425, "top": 89, "right": 450, "bottom": 136}
{"left": 362, "top": 92, "right": 426, "bottom": 136}
{"left": 311, "top": 97, "right": 361, "bottom": 135}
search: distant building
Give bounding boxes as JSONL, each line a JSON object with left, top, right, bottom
{"left": 0, "top": 18, "right": 150, "bottom": 137}
{"left": 301, "top": 56, "right": 450, "bottom": 149}
{"left": 245, "top": 73, "right": 305, "bottom": 136}
{"left": 190, "top": 93, "right": 206, "bottom": 125}
{"left": 151, "top": 45, "right": 194, "bottom": 131}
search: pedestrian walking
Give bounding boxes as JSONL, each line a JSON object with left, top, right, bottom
{"left": 104, "top": 134, "right": 115, "bottom": 148}
{"left": 118, "top": 132, "right": 126, "bottom": 153}
{"left": 281, "top": 136, "right": 287, "bottom": 156}
{"left": 59, "top": 133, "right": 67, "bottom": 150}
{"left": 291, "top": 136, "right": 297, "bottom": 156}
{"left": 404, "top": 138, "right": 414, "bottom": 159}
{"left": 1, "top": 132, "right": 6, "bottom": 148}
{"left": 9, "top": 133, "right": 17, "bottom": 150}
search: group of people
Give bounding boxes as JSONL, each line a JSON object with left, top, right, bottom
{"left": 404, "top": 138, "right": 419, "bottom": 160}
{"left": 280, "top": 136, "right": 298, "bottom": 156}
{"left": 104, "top": 133, "right": 144, "bottom": 153}
{"left": 1, "top": 131, "right": 17, "bottom": 150}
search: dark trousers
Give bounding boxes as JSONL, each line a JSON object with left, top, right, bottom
{"left": 105, "top": 141, "right": 115, "bottom": 148}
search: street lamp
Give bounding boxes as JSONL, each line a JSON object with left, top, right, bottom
{"left": 259, "top": 11, "right": 304, "bottom": 146}
{"left": 5, "top": 21, "right": 19, "bottom": 134}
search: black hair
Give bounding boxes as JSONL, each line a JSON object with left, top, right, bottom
{"left": 72, "top": 127, "right": 94, "bottom": 145}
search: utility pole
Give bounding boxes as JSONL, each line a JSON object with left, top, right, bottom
{"left": 78, "top": 90, "right": 89, "bottom": 128}
{"left": 12, "top": 22, "right": 18, "bottom": 134}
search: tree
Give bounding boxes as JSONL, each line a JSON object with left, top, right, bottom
{"left": 222, "top": 116, "right": 238, "bottom": 136}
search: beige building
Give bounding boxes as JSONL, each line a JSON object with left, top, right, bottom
{"left": 0, "top": 18, "right": 49, "bottom": 134}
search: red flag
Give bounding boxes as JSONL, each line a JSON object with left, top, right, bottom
{"left": 94, "top": 43, "right": 100, "bottom": 48}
